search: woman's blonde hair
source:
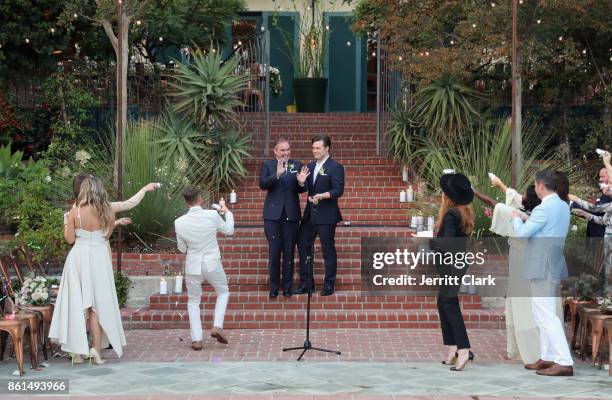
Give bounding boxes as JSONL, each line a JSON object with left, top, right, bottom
{"left": 436, "top": 193, "right": 475, "bottom": 235}
{"left": 76, "top": 175, "right": 113, "bottom": 231}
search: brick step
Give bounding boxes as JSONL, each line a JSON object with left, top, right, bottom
{"left": 228, "top": 211, "right": 414, "bottom": 224}
{"left": 200, "top": 274, "right": 365, "bottom": 292}
{"left": 218, "top": 227, "right": 416, "bottom": 239}
{"left": 122, "top": 308, "right": 505, "bottom": 330}
{"left": 148, "top": 292, "right": 483, "bottom": 311}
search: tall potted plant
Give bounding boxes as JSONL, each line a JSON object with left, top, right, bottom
{"left": 273, "top": 0, "right": 331, "bottom": 113}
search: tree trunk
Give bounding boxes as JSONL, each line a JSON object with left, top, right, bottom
{"left": 511, "top": 0, "right": 522, "bottom": 187}
{"left": 114, "top": 12, "right": 129, "bottom": 192}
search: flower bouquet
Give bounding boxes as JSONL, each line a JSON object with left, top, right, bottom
{"left": 18, "top": 274, "right": 50, "bottom": 306}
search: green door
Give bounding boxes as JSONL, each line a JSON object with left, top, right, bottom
{"left": 265, "top": 12, "right": 298, "bottom": 112}
{"left": 326, "top": 13, "right": 366, "bottom": 112}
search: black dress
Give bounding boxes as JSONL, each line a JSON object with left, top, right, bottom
{"left": 433, "top": 208, "right": 470, "bottom": 350}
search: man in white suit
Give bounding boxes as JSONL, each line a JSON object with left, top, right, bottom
{"left": 512, "top": 170, "right": 573, "bottom": 376}
{"left": 175, "top": 187, "right": 234, "bottom": 350}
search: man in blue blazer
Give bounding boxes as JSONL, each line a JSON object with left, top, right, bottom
{"left": 512, "top": 170, "right": 574, "bottom": 376}
{"left": 294, "top": 135, "right": 345, "bottom": 296}
{"left": 259, "top": 138, "right": 309, "bottom": 298}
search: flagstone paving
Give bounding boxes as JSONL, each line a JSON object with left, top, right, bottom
{"left": 0, "top": 329, "right": 609, "bottom": 398}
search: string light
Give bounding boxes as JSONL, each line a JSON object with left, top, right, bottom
{"left": 371, "top": 52, "right": 376, "bottom": 57}
{"left": 519, "top": 0, "right": 523, "bottom": 4}
{"left": 261, "top": 26, "right": 265, "bottom": 32}
{"left": 73, "top": 13, "right": 78, "bottom": 19}
{"left": 450, "top": 40, "right": 454, "bottom": 45}
{"left": 536, "top": 19, "right": 542, "bottom": 24}
{"left": 136, "top": 20, "right": 142, "bottom": 26}
{"left": 50, "top": 28, "right": 55, "bottom": 33}
{"left": 582, "top": 49, "right": 587, "bottom": 55}
{"left": 558, "top": 36, "right": 563, "bottom": 41}
{"left": 159, "top": 36, "right": 163, "bottom": 42}
{"left": 346, "top": 41, "right": 351, "bottom": 46}
{"left": 398, "top": 56, "right": 402, "bottom": 61}
{"left": 238, "top": 40, "right": 242, "bottom": 46}
{"left": 472, "top": 23, "right": 477, "bottom": 28}
{"left": 425, "top": 51, "right": 430, "bottom": 56}
{"left": 325, "top": 25, "right": 330, "bottom": 30}
{"left": 491, "top": 3, "right": 495, "bottom": 7}
{"left": 25, "top": 38, "right": 30, "bottom": 44}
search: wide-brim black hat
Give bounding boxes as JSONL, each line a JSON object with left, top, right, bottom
{"left": 440, "top": 172, "right": 474, "bottom": 205}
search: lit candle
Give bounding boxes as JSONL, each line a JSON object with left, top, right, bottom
{"left": 427, "top": 216, "right": 435, "bottom": 229}
{"left": 229, "top": 190, "right": 237, "bottom": 204}
{"left": 400, "top": 190, "right": 406, "bottom": 203}
{"left": 402, "top": 167, "right": 409, "bottom": 182}
{"left": 159, "top": 278, "right": 167, "bottom": 295}
{"left": 410, "top": 216, "right": 417, "bottom": 228}
{"left": 174, "top": 274, "right": 183, "bottom": 294}
{"left": 406, "top": 185, "right": 414, "bottom": 202}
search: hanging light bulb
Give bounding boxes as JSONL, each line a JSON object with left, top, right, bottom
{"left": 450, "top": 40, "right": 454, "bottom": 45}
{"left": 325, "top": 25, "right": 330, "bottom": 30}
{"left": 136, "top": 20, "right": 142, "bottom": 26}
{"left": 25, "top": 38, "right": 30, "bottom": 44}
{"left": 371, "top": 52, "right": 376, "bottom": 57}
{"left": 472, "top": 23, "right": 477, "bottom": 28}
{"left": 398, "top": 56, "right": 403, "bottom": 61}
{"left": 238, "top": 40, "right": 242, "bottom": 46}
{"left": 537, "top": 19, "right": 542, "bottom": 24}
{"left": 425, "top": 51, "right": 430, "bottom": 56}
{"left": 159, "top": 36, "right": 164, "bottom": 42}
{"left": 73, "top": 13, "right": 78, "bottom": 19}
{"left": 261, "top": 26, "right": 265, "bottom": 32}
{"left": 558, "top": 36, "right": 563, "bottom": 41}
{"left": 346, "top": 41, "right": 351, "bottom": 46}
{"left": 582, "top": 49, "right": 587, "bottom": 55}
{"left": 491, "top": 2, "right": 495, "bottom": 7}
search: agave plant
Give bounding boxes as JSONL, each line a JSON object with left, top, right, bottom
{"left": 154, "top": 110, "right": 208, "bottom": 166}
{"left": 417, "top": 117, "right": 580, "bottom": 234}
{"left": 200, "top": 126, "right": 251, "bottom": 193}
{"left": 411, "top": 74, "right": 483, "bottom": 143}
{"left": 171, "top": 50, "right": 250, "bottom": 128}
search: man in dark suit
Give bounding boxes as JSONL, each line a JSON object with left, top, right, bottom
{"left": 259, "top": 138, "right": 309, "bottom": 298}
{"left": 294, "top": 135, "right": 345, "bottom": 296}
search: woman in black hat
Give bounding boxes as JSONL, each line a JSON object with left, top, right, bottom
{"left": 435, "top": 172, "right": 475, "bottom": 371}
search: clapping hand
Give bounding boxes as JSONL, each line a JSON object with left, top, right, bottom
{"left": 603, "top": 151, "right": 611, "bottom": 165}
{"left": 276, "top": 159, "right": 287, "bottom": 178}
{"left": 297, "top": 166, "right": 310, "bottom": 185}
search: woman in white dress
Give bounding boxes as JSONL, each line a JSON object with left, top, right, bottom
{"left": 49, "top": 175, "right": 125, "bottom": 364}
{"left": 474, "top": 176, "right": 546, "bottom": 364}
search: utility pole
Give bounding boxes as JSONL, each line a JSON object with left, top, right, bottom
{"left": 511, "top": 0, "right": 522, "bottom": 187}
{"left": 116, "top": 0, "right": 125, "bottom": 273}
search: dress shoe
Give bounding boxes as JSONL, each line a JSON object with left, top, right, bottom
{"left": 283, "top": 289, "right": 292, "bottom": 297}
{"left": 536, "top": 363, "right": 573, "bottom": 376}
{"left": 210, "top": 326, "right": 229, "bottom": 344}
{"left": 320, "top": 286, "right": 334, "bottom": 296}
{"left": 269, "top": 289, "right": 279, "bottom": 298}
{"left": 191, "top": 341, "right": 203, "bottom": 351}
{"left": 450, "top": 351, "right": 475, "bottom": 371}
{"left": 293, "top": 284, "right": 314, "bottom": 295}
{"left": 525, "top": 359, "right": 555, "bottom": 370}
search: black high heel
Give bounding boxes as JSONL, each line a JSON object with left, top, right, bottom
{"left": 450, "top": 351, "right": 475, "bottom": 371}
{"left": 441, "top": 352, "right": 458, "bottom": 365}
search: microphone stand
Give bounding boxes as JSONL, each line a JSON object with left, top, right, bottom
{"left": 282, "top": 202, "right": 341, "bottom": 361}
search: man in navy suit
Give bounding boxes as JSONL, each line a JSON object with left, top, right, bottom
{"left": 294, "top": 135, "right": 345, "bottom": 296}
{"left": 259, "top": 138, "right": 309, "bottom": 298}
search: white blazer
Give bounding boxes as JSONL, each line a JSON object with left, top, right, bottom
{"left": 174, "top": 206, "right": 235, "bottom": 275}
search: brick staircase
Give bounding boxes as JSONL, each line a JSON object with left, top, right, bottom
{"left": 121, "top": 113, "right": 504, "bottom": 330}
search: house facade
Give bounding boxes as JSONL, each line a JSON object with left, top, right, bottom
{"left": 226, "top": 0, "right": 375, "bottom": 113}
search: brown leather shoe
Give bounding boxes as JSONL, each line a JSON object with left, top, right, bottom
{"left": 525, "top": 359, "right": 555, "bottom": 370}
{"left": 536, "top": 363, "right": 574, "bottom": 376}
{"left": 210, "top": 326, "right": 229, "bottom": 344}
{"left": 191, "top": 341, "right": 203, "bottom": 351}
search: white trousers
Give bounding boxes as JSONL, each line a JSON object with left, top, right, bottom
{"left": 530, "top": 275, "right": 573, "bottom": 366}
{"left": 185, "top": 266, "right": 230, "bottom": 342}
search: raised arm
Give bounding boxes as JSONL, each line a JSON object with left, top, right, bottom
{"left": 111, "top": 183, "right": 158, "bottom": 213}
{"left": 473, "top": 189, "right": 497, "bottom": 208}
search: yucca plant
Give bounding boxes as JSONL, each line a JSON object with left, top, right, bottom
{"left": 386, "top": 107, "right": 423, "bottom": 167}
{"left": 154, "top": 110, "right": 208, "bottom": 166}
{"left": 77, "top": 121, "right": 190, "bottom": 245}
{"left": 200, "top": 126, "right": 251, "bottom": 193}
{"left": 411, "top": 73, "right": 483, "bottom": 144}
{"left": 171, "top": 50, "right": 250, "bottom": 128}
{"left": 417, "top": 117, "right": 579, "bottom": 234}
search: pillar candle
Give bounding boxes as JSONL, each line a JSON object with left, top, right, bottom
{"left": 406, "top": 185, "right": 414, "bottom": 202}
{"left": 159, "top": 278, "right": 167, "bottom": 295}
{"left": 229, "top": 190, "right": 237, "bottom": 204}
{"left": 400, "top": 190, "right": 406, "bottom": 202}
{"left": 174, "top": 274, "right": 183, "bottom": 294}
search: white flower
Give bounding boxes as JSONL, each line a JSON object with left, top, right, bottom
{"left": 45, "top": 175, "right": 52, "bottom": 183}
{"left": 41, "top": 292, "right": 49, "bottom": 300}
{"left": 31, "top": 292, "right": 41, "bottom": 301}
{"left": 571, "top": 225, "right": 578, "bottom": 231}
{"left": 75, "top": 150, "right": 91, "bottom": 166}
